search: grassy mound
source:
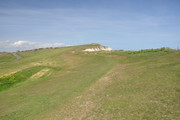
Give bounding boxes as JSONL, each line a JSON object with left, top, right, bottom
{"left": 0, "top": 66, "right": 46, "bottom": 91}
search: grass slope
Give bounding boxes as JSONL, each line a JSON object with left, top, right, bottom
{"left": 0, "top": 44, "right": 179, "bottom": 120}
{"left": 0, "top": 53, "right": 16, "bottom": 63}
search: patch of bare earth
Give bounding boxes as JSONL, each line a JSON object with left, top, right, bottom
{"left": 46, "top": 64, "right": 126, "bottom": 120}
{"left": 31, "top": 61, "right": 57, "bottom": 66}
{"left": 0, "top": 61, "right": 54, "bottom": 77}
{"left": 30, "top": 69, "right": 50, "bottom": 79}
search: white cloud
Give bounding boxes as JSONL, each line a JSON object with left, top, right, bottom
{"left": 0, "top": 40, "right": 67, "bottom": 52}
{"left": 12, "top": 41, "right": 33, "bottom": 47}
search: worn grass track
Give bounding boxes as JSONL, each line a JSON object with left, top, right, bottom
{"left": 0, "top": 44, "right": 179, "bottom": 120}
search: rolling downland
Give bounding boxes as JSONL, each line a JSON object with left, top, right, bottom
{"left": 0, "top": 44, "right": 179, "bottom": 120}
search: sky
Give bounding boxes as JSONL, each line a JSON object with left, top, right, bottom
{"left": 0, "top": 0, "right": 180, "bottom": 52}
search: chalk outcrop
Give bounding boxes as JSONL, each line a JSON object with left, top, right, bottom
{"left": 83, "top": 46, "right": 112, "bottom": 52}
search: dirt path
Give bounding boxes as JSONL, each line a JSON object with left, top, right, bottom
{"left": 0, "top": 53, "right": 21, "bottom": 64}
{"left": 13, "top": 53, "right": 22, "bottom": 60}
{"left": 45, "top": 64, "right": 126, "bottom": 120}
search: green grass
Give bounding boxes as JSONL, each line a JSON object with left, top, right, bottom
{"left": 0, "top": 66, "right": 46, "bottom": 91}
{"left": 95, "top": 55, "right": 180, "bottom": 120}
{"left": 0, "top": 44, "right": 179, "bottom": 120}
{"left": 0, "top": 52, "right": 16, "bottom": 63}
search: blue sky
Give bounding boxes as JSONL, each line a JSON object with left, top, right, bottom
{"left": 0, "top": 0, "right": 180, "bottom": 51}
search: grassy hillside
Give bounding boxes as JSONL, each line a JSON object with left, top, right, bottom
{"left": 0, "top": 52, "right": 16, "bottom": 63}
{"left": 0, "top": 44, "right": 179, "bottom": 120}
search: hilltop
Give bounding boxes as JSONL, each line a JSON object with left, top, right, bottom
{"left": 0, "top": 44, "right": 180, "bottom": 120}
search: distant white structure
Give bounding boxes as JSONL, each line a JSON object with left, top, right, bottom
{"left": 83, "top": 46, "right": 112, "bottom": 52}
